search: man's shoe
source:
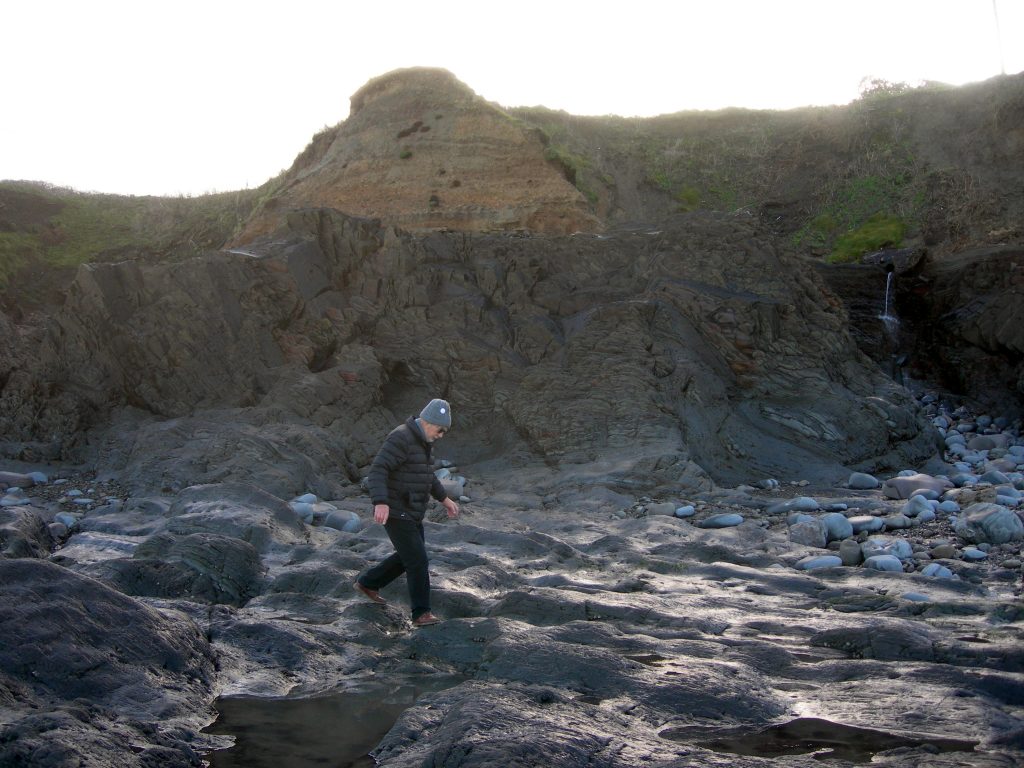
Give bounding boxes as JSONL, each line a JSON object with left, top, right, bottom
{"left": 354, "top": 582, "right": 386, "bottom": 605}
{"left": 412, "top": 612, "right": 441, "bottom": 627}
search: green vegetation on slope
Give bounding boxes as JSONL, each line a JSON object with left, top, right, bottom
{"left": 0, "top": 181, "right": 260, "bottom": 289}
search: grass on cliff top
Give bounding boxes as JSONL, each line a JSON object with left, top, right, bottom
{"left": 0, "top": 181, "right": 260, "bottom": 289}
{"left": 826, "top": 213, "right": 907, "bottom": 263}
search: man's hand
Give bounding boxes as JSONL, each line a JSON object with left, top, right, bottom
{"left": 374, "top": 504, "right": 390, "bottom": 525}
{"left": 443, "top": 498, "right": 460, "bottom": 519}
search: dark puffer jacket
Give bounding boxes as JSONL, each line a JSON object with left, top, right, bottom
{"left": 367, "top": 417, "right": 448, "bottom": 522}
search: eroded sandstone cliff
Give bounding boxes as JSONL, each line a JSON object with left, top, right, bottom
{"left": 233, "top": 68, "right": 601, "bottom": 242}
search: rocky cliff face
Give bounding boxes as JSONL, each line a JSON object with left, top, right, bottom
{"left": 234, "top": 68, "right": 600, "bottom": 242}
{"left": 1, "top": 208, "right": 934, "bottom": 496}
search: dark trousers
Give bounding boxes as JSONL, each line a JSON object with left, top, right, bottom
{"left": 359, "top": 517, "right": 430, "bottom": 619}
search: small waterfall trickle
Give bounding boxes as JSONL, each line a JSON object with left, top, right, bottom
{"left": 879, "top": 271, "right": 900, "bottom": 335}
{"left": 878, "top": 270, "right": 906, "bottom": 384}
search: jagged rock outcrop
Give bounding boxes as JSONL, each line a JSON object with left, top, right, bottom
{"left": 0, "top": 558, "right": 219, "bottom": 766}
{"left": 2, "top": 208, "right": 935, "bottom": 492}
{"left": 234, "top": 68, "right": 600, "bottom": 242}
{"left": 900, "top": 244, "right": 1024, "bottom": 414}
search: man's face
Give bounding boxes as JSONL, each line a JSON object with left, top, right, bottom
{"left": 422, "top": 421, "right": 447, "bottom": 442}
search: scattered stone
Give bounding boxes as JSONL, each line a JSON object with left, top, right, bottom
{"left": 954, "top": 502, "right": 1024, "bottom": 545}
{"left": 884, "top": 514, "right": 913, "bottom": 530}
{"left": 789, "top": 518, "right": 828, "bottom": 548}
{"left": 795, "top": 554, "right": 842, "bottom": 571}
{"left": 930, "top": 543, "right": 957, "bottom": 559}
{"left": 698, "top": 513, "right": 743, "bottom": 529}
{"left": 979, "top": 470, "right": 1010, "bottom": 485}
{"left": 839, "top": 538, "right": 863, "bottom": 566}
{"left": 882, "top": 473, "right": 952, "bottom": 500}
{"left": 848, "top": 515, "right": 885, "bottom": 533}
{"left": 848, "top": 472, "right": 879, "bottom": 490}
{"left": 322, "top": 509, "right": 362, "bottom": 533}
{"left": 921, "top": 563, "right": 955, "bottom": 579}
{"left": 864, "top": 554, "right": 904, "bottom": 572}
{"left": 766, "top": 497, "right": 819, "bottom": 514}
{"left": 290, "top": 501, "right": 317, "bottom": 522}
{"left": 0, "top": 471, "right": 35, "bottom": 488}
{"left": 822, "top": 512, "right": 853, "bottom": 542}
{"left": 962, "top": 548, "right": 988, "bottom": 561}
{"left": 901, "top": 592, "right": 930, "bottom": 602}
{"left": 645, "top": 502, "right": 679, "bottom": 517}
{"left": 862, "top": 536, "right": 913, "bottom": 561}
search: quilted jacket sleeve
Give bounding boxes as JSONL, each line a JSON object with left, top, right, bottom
{"left": 367, "top": 429, "right": 409, "bottom": 505}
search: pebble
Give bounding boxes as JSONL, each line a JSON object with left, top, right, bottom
{"left": 766, "top": 497, "right": 819, "bottom": 515}
{"left": 0, "top": 471, "right": 34, "bottom": 488}
{"left": 848, "top": 472, "right": 879, "bottom": 490}
{"left": 862, "top": 536, "right": 913, "bottom": 561}
{"left": 789, "top": 519, "right": 827, "bottom": 548}
{"left": 955, "top": 502, "right": 1024, "bottom": 545}
{"left": 698, "top": 513, "right": 743, "bottom": 529}
{"left": 646, "top": 502, "right": 679, "bottom": 516}
{"left": 795, "top": 555, "right": 842, "bottom": 571}
{"left": 882, "top": 473, "right": 951, "bottom": 500}
{"left": 839, "top": 538, "right": 863, "bottom": 566}
{"left": 930, "top": 543, "right": 957, "bottom": 559}
{"left": 289, "top": 501, "right": 317, "bottom": 522}
{"left": 950, "top": 473, "right": 977, "bottom": 487}
{"left": 864, "top": 554, "right": 904, "bottom": 572}
{"left": 674, "top": 505, "right": 696, "bottom": 518}
{"left": 921, "top": 563, "right": 955, "bottom": 579}
{"left": 322, "top": 509, "right": 362, "bottom": 533}
{"left": 901, "top": 592, "right": 931, "bottom": 602}
{"left": 786, "top": 512, "right": 815, "bottom": 526}
{"left": 962, "top": 548, "right": 988, "bottom": 561}
{"left": 848, "top": 515, "right": 885, "bottom": 533}
{"left": 822, "top": 512, "right": 853, "bottom": 542}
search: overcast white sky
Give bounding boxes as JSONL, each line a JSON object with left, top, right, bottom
{"left": 3, "top": 0, "right": 1021, "bottom": 197}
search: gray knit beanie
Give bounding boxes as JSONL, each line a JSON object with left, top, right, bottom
{"left": 419, "top": 398, "right": 452, "bottom": 428}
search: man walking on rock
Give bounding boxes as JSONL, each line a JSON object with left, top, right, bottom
{"left": 354, "top": 398, "right": 459, "bottom": 626}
